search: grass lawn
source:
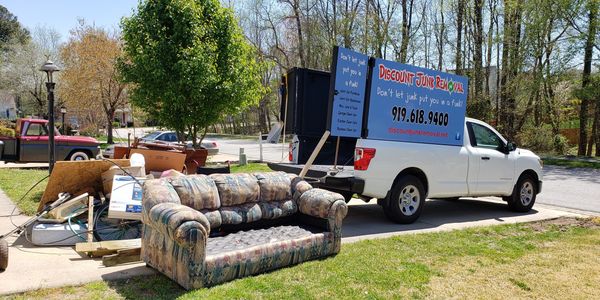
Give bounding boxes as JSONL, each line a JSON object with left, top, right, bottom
{"left": 0, "top": 169, "right": 48, "bottom": 215}
{"left": 0, "top": 164, "right": 271, "bottom": 216}
{"left": 4, "top": 217, "right": 600, "bottom": 299}
{"left": 542, "top": 157, "right": 600, "bottom": 169}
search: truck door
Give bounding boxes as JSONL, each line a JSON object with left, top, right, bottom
{"left": 19, "top": 122, "right": 49, "bottom": 162}
{"left": 466, "top": 121, "right": 515, "bottom": 195}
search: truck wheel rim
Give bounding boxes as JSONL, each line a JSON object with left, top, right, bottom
{"left": 399, "top": 185, "right": 420, "bottom": 216}
{"left": 520, "top": 181, "right": 533, "bottom": 206}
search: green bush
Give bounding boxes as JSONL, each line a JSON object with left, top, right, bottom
{"left": 516, "top": 125, "right": 567, "bottom": 154}
{"left": 0, "top": 126, "right": 15, "bottom": 137}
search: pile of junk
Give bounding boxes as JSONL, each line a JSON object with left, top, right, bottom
{"left": 0, "top": 144, "right": 225, "bottom": 271}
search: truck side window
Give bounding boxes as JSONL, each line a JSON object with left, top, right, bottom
{"left": 470, "top": 123, "right": 503, "bottom": 150}
{"left": 25, "top": 123, "right": 48, "bottom": 136}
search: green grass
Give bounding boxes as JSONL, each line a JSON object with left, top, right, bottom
{"left": 230, "top": 163, "right": 272, "bottom": 173}
{"left": 542, "top": 157, "right": 600, "bottom": 169}
{"left": 0, "top": 169, "right": 48, "bottom": 215}
{"left": 4, "top": 218, "right": 600, "bottom": 299}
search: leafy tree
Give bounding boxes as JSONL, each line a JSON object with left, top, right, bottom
{"left": 59, "top": 21, "right": 127, "bottom": 143}
{"left": 119, "top": 0, "right": 265, "bottom": 147}
{"left": 0, "top": 5, "right": 29, "bottom": 52}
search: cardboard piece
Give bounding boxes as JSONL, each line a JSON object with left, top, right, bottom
{"left": 38, "top": 159, "right": 131, "bottom": 212}
{"left": 129, "top": 148, "right": 186, "bottom": 173}
{"left": 107, "top": 175, "right": 145, "bottom": 220}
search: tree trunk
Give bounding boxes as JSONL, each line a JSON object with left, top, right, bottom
{"left": 399, "top": 0, "right": 410, "bottom": 63}
{"left": 106, "top": 109, "right": 115, "bottom": 144}
{"left": 579, "top": 0, "right": 597, "bottom": 156}
{"left": 473, "top": 0, "right": 484, "bottom": 117}
{"left": 455, "top": 0, "right": 465, "bottom": 75}
{"left": 589, "top": 101, "right": 598, "bottom": 156}
{"left": 292, "top": 1, "right": 306, "bottom": 67}
{"left": 595, "top": 100, "right": 600, "bottom": 156}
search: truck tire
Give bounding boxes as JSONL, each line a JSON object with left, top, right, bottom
{"left": 0, "top": 239, "right": 8, "bottom": 272}
{"left": 507, "top": 175, "right": 537, "bottom": 212}
{"left": 385, "top": 175, "right": 425, "bottom": 224}
{"left": 69, "top": 151, "right": 90, "bottom": 161}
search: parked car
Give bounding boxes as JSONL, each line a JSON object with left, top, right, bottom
{"left": 0, "top": 118, "right": 100, "bottom": 162}
{"left": 139, "top": 131, "right": 219, "bottom": 155}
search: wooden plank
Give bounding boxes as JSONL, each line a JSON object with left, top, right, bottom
{"left": 299, "top": 130, "right": 330, "bottom": 178}
{"left": 75, "top": 238, "right": 141, "bottom": 253}
{"left": 38, "top": 159, "right": 131, "bottom": 212}
{"left": 102, "top": 248, "right": 141, "bottom": 267}
{"left": 87, "top": 195, "right": 94, "bottom": 244}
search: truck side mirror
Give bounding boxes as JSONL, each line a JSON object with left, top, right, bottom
{"left": 507, "top": 142, "right": 517, "bottom": 152}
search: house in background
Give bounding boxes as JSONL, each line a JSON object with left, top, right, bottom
{"left": 0, "top": 91, "right": 17, "bottom": 120}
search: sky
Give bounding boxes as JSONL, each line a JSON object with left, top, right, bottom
{"left": 2, "top": 0, "right": 139, "bottom": 42}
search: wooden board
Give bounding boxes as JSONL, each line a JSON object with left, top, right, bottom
{"left": 38, "top": 159, "right": 130, "bottom": 212}
{"left": 102, "top": 248, "right": 141, "bottom": 267}
{"left": 129, "top": 148, "right": 186, "bottom": 173}
{"left": 75, "top": 238, "right": 141, "bottom": 254}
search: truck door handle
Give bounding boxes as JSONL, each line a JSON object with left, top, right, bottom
{"left": 481, "top": 156, "right": 490, "bottom": 160}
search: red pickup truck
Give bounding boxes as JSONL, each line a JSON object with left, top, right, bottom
{"left": 0, "top": 118, "right": 100, "bottom": 162}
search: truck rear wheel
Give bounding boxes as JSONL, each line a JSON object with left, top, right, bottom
{"left": 507, "top": 176, "right": 537, "bottom": 212}
{"left": 385, "top": 175, "right": 425, "bottom": 224}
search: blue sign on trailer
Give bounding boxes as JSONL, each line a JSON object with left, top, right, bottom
{"left": 327, "top": 46, "right": 369, "bottom": 138}
{"left": 365, "top": 58, "right": 469, "bottom": 146}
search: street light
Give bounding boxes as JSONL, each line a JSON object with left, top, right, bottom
{"left": 40, "top": 59, "right": 60, "bottom": 174}
{"left": 60, "top": 106, "right": 67, "bottom": 135}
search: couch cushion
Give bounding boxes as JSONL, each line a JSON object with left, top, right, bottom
{"left": 219, "top": 203, "right": 262, "bottom": 225}
{"left": 202, "top": 210, "right": 222, "bottom": 229}
{"left": 205, "top": 225, "right": 322, "bottom": 256}
{"left": 210, "top": 173, "right": 260, "bottom": 206}
{"left": 169, "top": 175, "right": 220, "bottom": 210}
{"left": 298, "top": 188, "right": 345, "bottom": 218}
{"left": 254, "top": 172, "right": 292, "bottom": 202}
{"left": 259, "top": 199, "right": 297, "bottom": 219}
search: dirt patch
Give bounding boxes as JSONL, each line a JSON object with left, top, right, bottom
{"left": 527, "top": 216, "right": 600, "bottom": 232}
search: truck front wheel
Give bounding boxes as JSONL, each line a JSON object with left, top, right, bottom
{"left": 68, "top": 151, "right": 90, "bottom": 161}
{"left": 385, "top": 175, "right": 425, "bottom": 224}
{"left": 507, "top": 176, "right": 537, "bottom": 212}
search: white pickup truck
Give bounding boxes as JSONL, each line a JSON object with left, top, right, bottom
{"left": 353, "top": 117, "right": 543, "bottom": 224}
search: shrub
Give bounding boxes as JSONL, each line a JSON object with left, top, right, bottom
{"left": 516, "top": 125, "right": 568, "bottom": 154}
{"left": 0, "top": 126, "right": 15, "bottom": 137}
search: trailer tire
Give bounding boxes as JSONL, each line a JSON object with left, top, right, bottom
{"left": 69, "top": 151, "right": 90, "bottom": 161}
{"left": 386, "top": 175, "right": 425, "bottom": 224}
{"left": 0, "top": 239, "right": 8, "bottom": 272}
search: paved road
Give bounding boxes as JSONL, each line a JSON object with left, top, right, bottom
{"left": 537, "top": 165, "right": 600, "bottom": 213}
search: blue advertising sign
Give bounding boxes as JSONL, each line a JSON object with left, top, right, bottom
{"left": 366, "top": 58, "right": 469, "bottom": 146}
{"left": 327, "top": 46, "right": 369, "bottom": 138}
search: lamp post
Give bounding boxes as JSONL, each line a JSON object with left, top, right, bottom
{"left": 40, "top": 59, "right": 60, "bottom": 174}
{"left": 60, "top": 106, "right": 67, "bottom": 135}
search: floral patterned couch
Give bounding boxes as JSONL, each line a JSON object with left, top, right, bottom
{"left": 141, "top": 171, "right": 348, "bottom": 289}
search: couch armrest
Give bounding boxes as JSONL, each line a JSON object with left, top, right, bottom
{"left": 146, "top": 202, "right": 211, "bottom": 248}
{"left": 298, "top": 188, "right": 348, "bottom": 227}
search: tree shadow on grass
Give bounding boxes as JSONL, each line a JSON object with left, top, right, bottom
{"left": 104, "top": 274, "right": 187, "bottom": 300}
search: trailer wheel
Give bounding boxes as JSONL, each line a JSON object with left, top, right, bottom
{"left": 385, "top": 175, "right": 425, "bottom": 224}
{"left": 0, "top": 239, "right": 8, "bottom": 272}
